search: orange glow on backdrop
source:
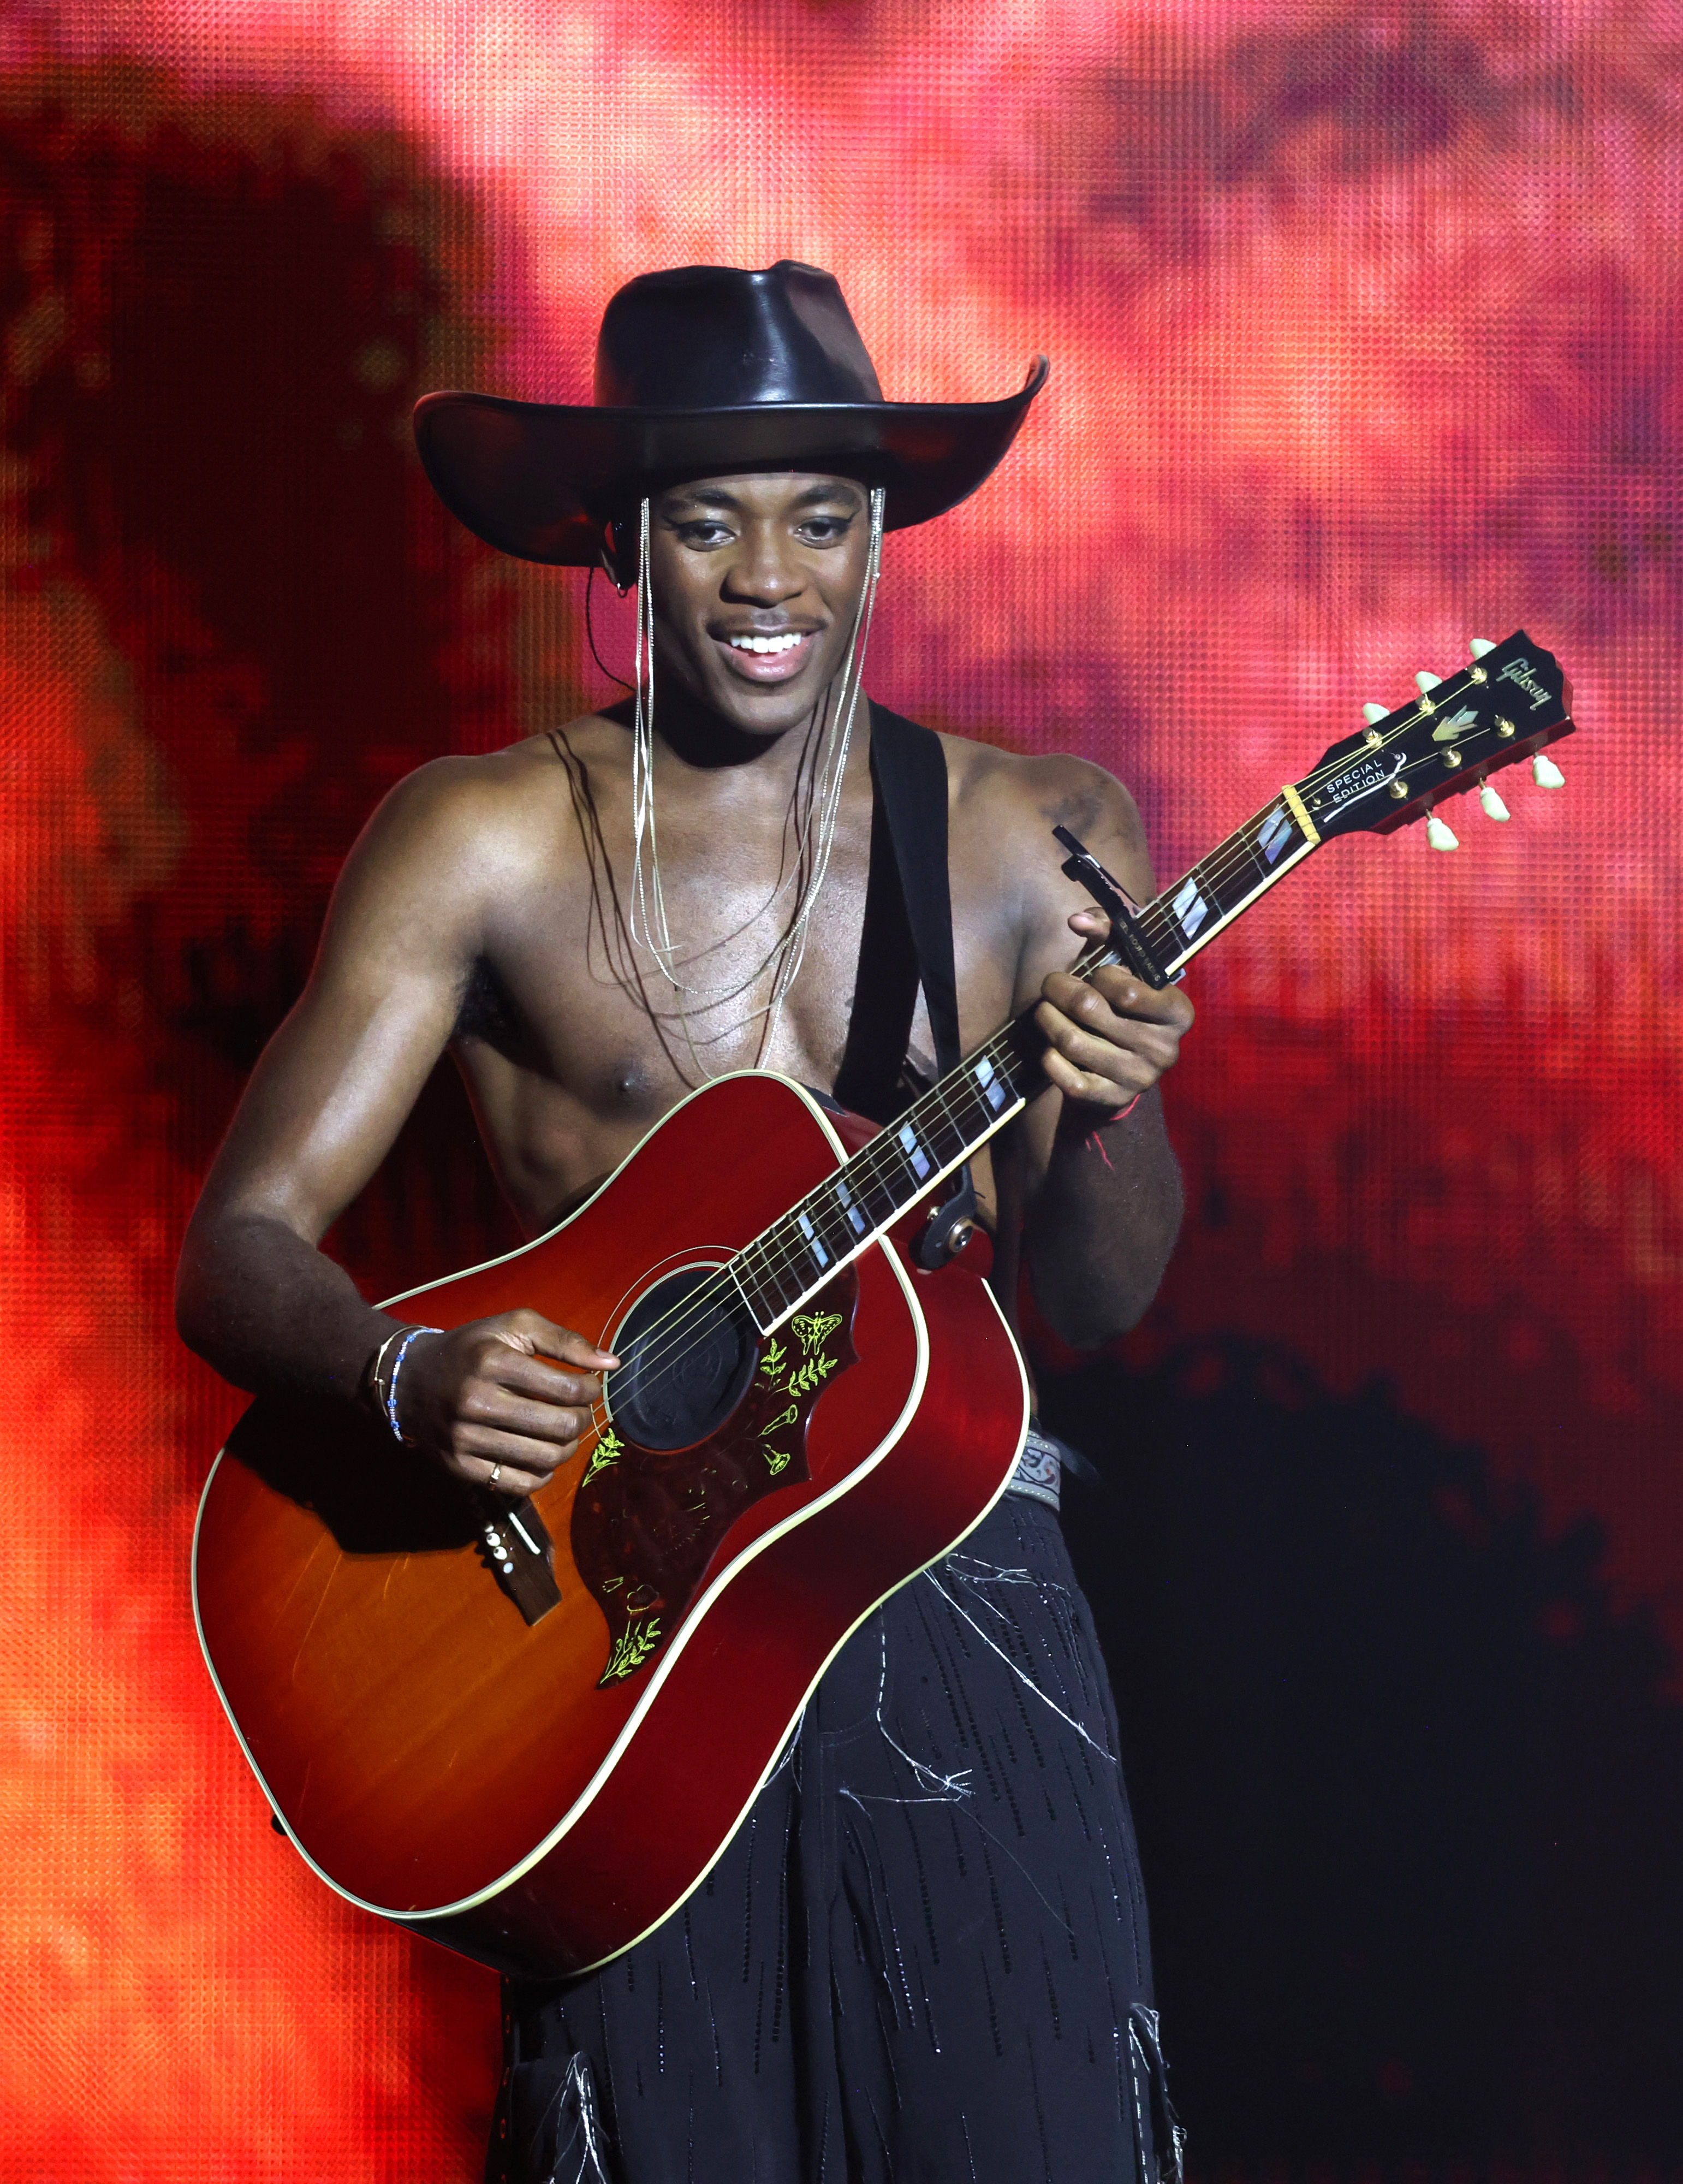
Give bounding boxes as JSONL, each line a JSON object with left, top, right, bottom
{"left": 1, "top": 2, "right": 1679, "bottom": 2175}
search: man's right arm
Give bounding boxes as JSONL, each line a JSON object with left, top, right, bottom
{"left": 176, "top": 758, "right": 612, "bottom": 1498}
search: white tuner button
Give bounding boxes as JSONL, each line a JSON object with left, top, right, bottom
{"left": 1532, "top": 752, "right": 1565, "bottom": 788}
{"left": 1362, "top": 702, "right": 1389, "bottom": 725}
{"left": 1479, "top": 782, "right": 1511, "bottom": 821}
{"left": 1468, "top": 638, "right": 1497, "bottom": 658}
{"left": 1426, "top": 812, "right": 1460, "bottom": 851}
{"left": 1415, "top": 670, "right": 1443, "bottom": 693}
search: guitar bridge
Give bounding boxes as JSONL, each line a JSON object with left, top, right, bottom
{"left": 477, "top": 1495, "right": 562, "bottom": 1626}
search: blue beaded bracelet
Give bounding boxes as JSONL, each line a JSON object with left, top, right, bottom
{"left": 382, "top": 1325, "right": 442, "bottom": 1446}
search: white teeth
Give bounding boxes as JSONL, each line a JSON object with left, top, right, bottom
{"left": 729, "top": 632, "right": 806, "bottom": 654}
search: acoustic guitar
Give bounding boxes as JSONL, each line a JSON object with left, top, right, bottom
{"left": 194, "top": 633, "right": 1573, "bottom": 1978}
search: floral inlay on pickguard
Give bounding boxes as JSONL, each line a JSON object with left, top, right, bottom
{"left": 580, "top": 1428, "right": 622, "bottom": 1487}
{"left": 571, "top": 1269, "right": 859, "bottom": 1688}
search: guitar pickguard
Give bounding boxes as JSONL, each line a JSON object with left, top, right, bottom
{"left": 570, "top": 1269, "right": 860, "bottom": 1687}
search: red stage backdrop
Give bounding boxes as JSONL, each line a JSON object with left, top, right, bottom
{"left": 1, "top": 3, "right": 1678, "bottom": 2176}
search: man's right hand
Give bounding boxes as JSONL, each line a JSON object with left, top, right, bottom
{"left": 395, "top": 1310, "right": 620, "bottom": 1498}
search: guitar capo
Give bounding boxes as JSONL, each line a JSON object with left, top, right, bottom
{"left": 1052, "top": 827, "right": 1176, "bottom": 990}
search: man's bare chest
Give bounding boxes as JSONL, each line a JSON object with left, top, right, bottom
{"left": 465, "top": 828, "right": 876, "bottom": 1093}
{"left": 444, "top": 738, "right": 1028, "bottom": 1225}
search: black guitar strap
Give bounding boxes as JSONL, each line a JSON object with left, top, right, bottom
{"left": 870, "top": 700, "right": 964, "bottom": 1076}
{"left": 829, "top": 765, "right": 919, "bottom": 1126}
{"left": 833, "top": 701, "right": 959, "bottom": 1121}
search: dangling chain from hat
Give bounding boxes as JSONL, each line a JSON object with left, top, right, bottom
{"left": 626, "top": 486, "right": 885, "bottom": 1079}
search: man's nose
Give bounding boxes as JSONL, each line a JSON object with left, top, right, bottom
{"left": 720, "top": 524, "right": 804, "bottom": 604}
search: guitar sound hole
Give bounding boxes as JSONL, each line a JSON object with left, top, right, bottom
{"left": 608, "top": 1267, "right": 759, "bottom": 1452}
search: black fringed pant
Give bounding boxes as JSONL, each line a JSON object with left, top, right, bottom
{"left": 489, "top": 1493, "right": 1179, "bottom": 2184}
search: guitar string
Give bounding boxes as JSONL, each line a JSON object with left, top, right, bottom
{"left": 574, "top": 658, "right": 1553, "bottom": 1415}
{"left": 579, "top": 1041, "right": 1026, "bottom": 1423}
{"left": 580, "top": 1018, "right": 1042, "bottom": 1416}
{"left": 576, "top": 757, "right": 1444, "bottom": 1435}
{"left": 578, "top": 980, "right": 1044, "bottom": 1398}
{"left": 585, "top": 1075, "right": 997, "bottom": 1417}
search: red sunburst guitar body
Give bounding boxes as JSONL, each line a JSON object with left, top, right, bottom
{"left": 194, "top": 1072, "right": 1028, "bottom": 1980}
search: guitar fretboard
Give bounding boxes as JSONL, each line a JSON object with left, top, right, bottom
{"left": 731, "top": 781, "right": 1323, "bottom": 1334}
{"left": 1133, "top": 782, "right": 1321, "bottom": 981}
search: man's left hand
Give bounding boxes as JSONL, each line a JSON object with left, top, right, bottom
{"left": 1034, "top": 907, "right": 1196, "bottom": 1114}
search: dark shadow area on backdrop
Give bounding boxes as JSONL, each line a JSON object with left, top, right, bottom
{"left": 1, "top": 69, "right": 528, "bottom": 1293}
{"left": 1045, "top": 1340, "right": 1683, "bottom": 2170}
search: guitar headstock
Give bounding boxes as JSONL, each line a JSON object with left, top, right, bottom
{"left": 1298, "top": 633, "right": 1575, "bottom": 850}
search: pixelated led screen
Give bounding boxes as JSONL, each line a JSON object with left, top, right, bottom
{"left": 1, "top": 3, "right": 1679, "bottom": 2176}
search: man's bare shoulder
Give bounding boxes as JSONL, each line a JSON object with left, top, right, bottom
{"left": 360, "top": 713, "right": 622, "bottom": 877}
{"left": 939, "top": 731, "right": 1147, "bottom": 873}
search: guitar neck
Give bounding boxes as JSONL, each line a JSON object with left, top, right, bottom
{"left": 731, "top": 781, "right": 1324, "bottom": 1333}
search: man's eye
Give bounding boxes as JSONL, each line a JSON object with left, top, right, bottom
{"left": 796, "top": 517, "right": 853, "bottom": 544}
{"left": 677, "top": 523, "right": 733, "bottom": 547}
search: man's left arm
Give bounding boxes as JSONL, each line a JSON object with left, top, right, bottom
{"left": 1006, "top": 759, "right": 1195, "bottom": 1349}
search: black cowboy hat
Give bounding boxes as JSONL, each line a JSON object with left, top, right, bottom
{"left": 413, "top": 260, "right": 1048, "bottom": 566}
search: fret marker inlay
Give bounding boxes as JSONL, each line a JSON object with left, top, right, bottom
{"left": 1258, "top": 806, "right": 1293, "bottom": 864}
{"left": 1171, "top": 877, "right": 1210, "bottom": 939}
{"left": 897, "top": 1124, "right": 931, "bottom": 1179}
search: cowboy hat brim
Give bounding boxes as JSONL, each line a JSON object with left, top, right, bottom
{"left": 412, "top": 357, "right": 1049, "bottom": 566}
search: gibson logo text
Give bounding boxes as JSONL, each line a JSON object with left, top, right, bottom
{"left": 1496, "top": 655, "right": 1551, "bottom": 711}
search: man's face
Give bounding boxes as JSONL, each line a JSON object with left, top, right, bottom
{"left": 643, "top": 472, "right": 873, "bottom": 736}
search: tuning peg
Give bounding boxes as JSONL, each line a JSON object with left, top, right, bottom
{"left": 1532, "top": 752, "right": 1565, "bottom": 788}
{"left": 1361, "top": 702, "right": 1388, "bottom": 725}
{"left": 1479, "top": 782, "right": 1511, "bottom": 822}
{"left": 1468, "top": 638, "right": 1497, "bottom": 658}
{"left": 1415, "top": 671, "right": 1443, "bottom": 693}
{"left": 1426, "top": 812, "right": 1459, "bottom": 851}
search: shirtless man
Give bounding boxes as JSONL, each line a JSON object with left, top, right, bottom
{"left": 179, "top": 263, "right": 1194, "bottom": 2184}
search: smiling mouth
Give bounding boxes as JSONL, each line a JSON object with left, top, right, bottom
{"left": 714, "top": 628, "right": 820, "bottom": 682}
